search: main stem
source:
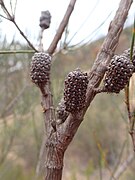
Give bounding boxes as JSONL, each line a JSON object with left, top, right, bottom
{"left": 44, "top": 146, "right": 64, "bottom": 180}
{"left": 44, "top": 132, "right": 65, "bottom": 180}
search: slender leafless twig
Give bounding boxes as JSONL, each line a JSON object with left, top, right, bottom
{"left": 47, "top": 0, "right": 77, "bottom": 54}
{"left": 0, "top": 50, "right": 35, "bottom": 54}
{"left": 114, "top": 153, "right": 134, "bottom": 179}
{"left": 0, "top": 84, "right": 29, "bottom": 118}
{"left": 0, "top": 0, "right": 38, "bottom": 52}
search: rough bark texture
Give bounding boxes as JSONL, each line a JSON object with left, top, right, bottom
{"left": 38, "top": 0, "right": 133, "bottom": 179}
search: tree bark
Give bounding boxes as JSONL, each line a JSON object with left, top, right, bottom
{"left": 44, "top": 135, "right": 64, "bottom": 180}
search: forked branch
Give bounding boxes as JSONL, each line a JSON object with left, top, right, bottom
{"left": 0, "top": 0, "right": 38, "bottom": 51}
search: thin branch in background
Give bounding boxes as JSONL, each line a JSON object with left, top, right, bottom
{"left": 13, "top": 0, "right": 18, "bottom": 17}
{"left": 110, "top": 140, "right": 127, "bottom": 180}
{"left": 130, "top": 17, "right": 135, "bottom": 132}
{"left": 0, "top": 84, "right": 29, "bottom": 118}
{"left": 10, "top": 0, "right": 14, "bottom": 17}
{"left": 93, "top": 131, "right": 116, "bottom": 180}
{"left": 0, "top": 0, "right": 38, "bottom": 52}
{"left": 67, "top": 0, "right": 100, "bottom": 45}
{"left": 68, "top": 11, "right": 113, "bottom": 49}
{"left": 124, "top": 16, "right": 135, "bottom": 151}
{"left": 0, "top": 14, "right": 10, "bottom": 20}
{"left": 59, "top": 23, "right": 69, "bottom": 51}
{"left": 0, "top": 50, "right": 35, "bottom": 54}
{"left": 124, "top": 85, "right": 131, "bottom": 123}
{"left": 10, "top": 0, "right": 18, "bottom": 18}
{"left": 12, "top": 20, "right": 38, "bottom": 52}
{"left": 47, "top": 0, "right": 77, "bottom": 54}
{"left": 0, "top": 127, "right": 15, "bottom": 165}
{"left": 113, "top": 153, "right": 135, "bottom": 179}
{"left": 111, "top": 96, "right": 127, "bottom": 123}
{"left": 0, "top": 0, "right": 12, "bottom": 20}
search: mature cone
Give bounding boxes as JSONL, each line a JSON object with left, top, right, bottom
{"left": 64, "top": 69, "right": 88, "bottom": 113}
{"left": 123, "top": 49, "right": 135, "bottom": 72}
{"left": 30, "top": 52, "right": 51, "bottom": 86}
{"left": 104, "top": 55, "right": 134, "bottom": 93}
{"left": 56, "top": 99, "right": 69, "bottom": 123}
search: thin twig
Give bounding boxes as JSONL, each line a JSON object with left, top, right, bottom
{"left": 0, "top": 129, "right": 15, "bottom": 165}
{"left": 12, "top": 20, "right": 38, "bottom": 52}
{"left": 0, "top": 14, "right": 10, "bottom": 20}
{"left": 113, "top": 153, "right": 134, "bottom": 179}
{"left": 0, "top": 0, "right": 12, "bottom": 20}
{"left": 0, "top": 0, "right": 38, "bottom": 51}
{"left": 13, "top": 0, "right": 18, "bottom": 18}
{"left": 67, "top": 0, "right": 100, "bottom": 45}
{"left": 0, "top": 84, "right": 29, "bottom": 118}
{"left": 124, "top": 17, "right": 135, "bottom": 151}
{"left": 124, "top": 85, "right": 132, "bottom": 124}
{"left": 10, "top": 0, "right": 14, "bottom": 17}
{"left": 0, "top": 50, "right": 35, "bottom": 54}
{"left": 110, "top": 140, "right": 127, "bottom": 180}
{"left": 47, "top": 0, "right": 77, "bottom": 54}
{"left": 93, "top": 131, "right": 116, "bottom": 180}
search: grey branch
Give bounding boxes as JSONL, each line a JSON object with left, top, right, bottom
{"left": 47, "top": 0, "right": 77, "bottom": 55}
{"left": 0, "top": 0, "right": 38, "bottom": 52}
{"left": 114, "top": 153, "right": 134, "bottom": 179}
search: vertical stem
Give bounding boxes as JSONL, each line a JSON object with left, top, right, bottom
{"left": 45, "top": 168, "right": 63, "bottom": 180}
{"left": 44, "top": 134, "right": 64, "bottom": 180}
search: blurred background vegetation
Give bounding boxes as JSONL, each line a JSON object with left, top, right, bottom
{"left": 0, "top": 27, "right": 135, "bottom": 180}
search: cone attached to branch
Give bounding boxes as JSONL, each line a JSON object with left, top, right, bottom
{"left": 39, "top": 11, "right": 51, "bottom": 30}
{"left": 64, "top": 68, "right": 88, "bottom": 113}
{"left": 30, "top": 52, "right": 51, "bottom": 87}
{"left": 56, "top": 99, "right": 69, "bottom": 124}
{"left": 104, "top": 55, "right": 134, "bottom": 93}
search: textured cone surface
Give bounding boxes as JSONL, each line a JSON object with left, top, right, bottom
{"left": 104, "top": 55, "right": 134, "bottom": 93}
{"left": 132, "top": 55, "right": 135, "bottom": 72}
{"left": 123, "top": 49, "right": 135, "bottom": 72}
{"left": 30, "top": 52, "right": 51, "bottom": 86}
{"left": 64, "top": 69, "right": 88, "bottom": 113}
{"left": 56, "top": 99, "right": 69, "bottom": 123}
